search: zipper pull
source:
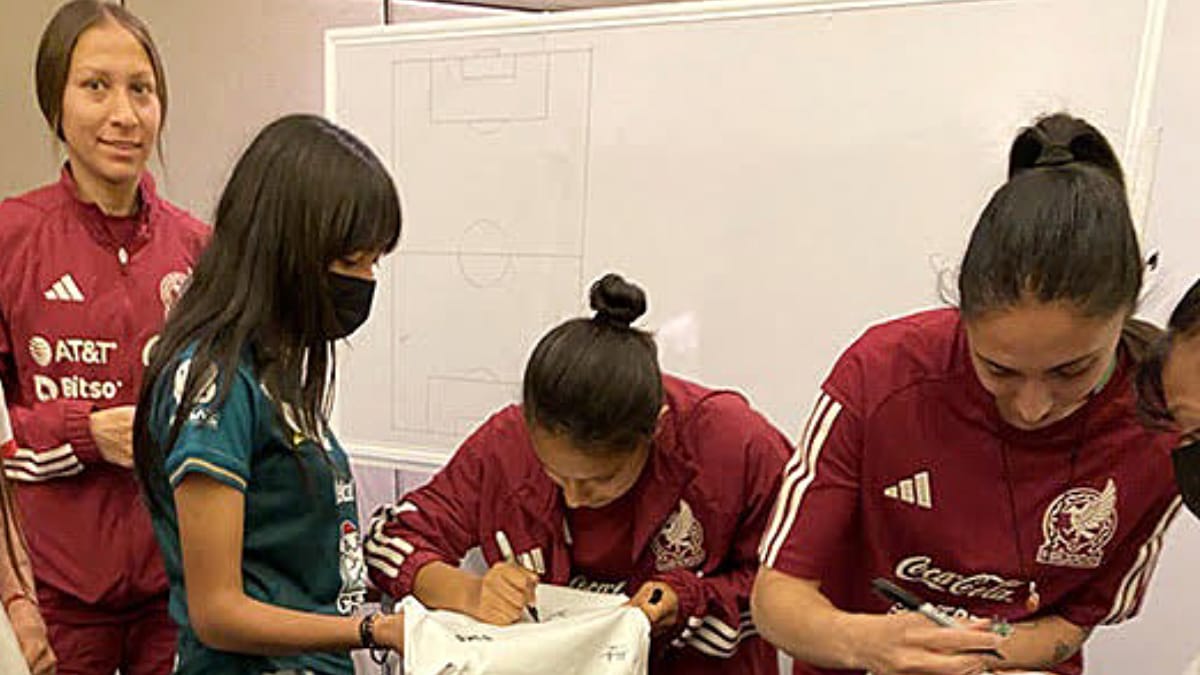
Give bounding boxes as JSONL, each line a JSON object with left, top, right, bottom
{"left": 117, "top": 247, "right": 129, "bottom": 267}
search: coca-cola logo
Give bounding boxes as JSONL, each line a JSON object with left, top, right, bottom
{"left": 895, "top": 555, "right": 1024, "bottom": 604}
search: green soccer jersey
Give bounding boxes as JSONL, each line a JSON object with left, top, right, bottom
{"left": 147, "top": 353, "right": 367, "bottom": 675}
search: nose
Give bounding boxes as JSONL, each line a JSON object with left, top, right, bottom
{"left": 108, "top": 88, "right": 139, "bottom": 128}
{"left": 1012, "top": 380, "right": 1054, "bottom": 427}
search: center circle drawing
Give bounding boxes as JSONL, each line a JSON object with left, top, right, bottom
{"left": 457, "top": 219, "right": 514, "bottom": 288}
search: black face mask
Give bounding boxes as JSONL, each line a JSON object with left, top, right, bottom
{"left": 327, "top": 272, "right": 375, "bottom": 339}
{"left": 1172, "top": 441, "right": 1200, "bottom": 519}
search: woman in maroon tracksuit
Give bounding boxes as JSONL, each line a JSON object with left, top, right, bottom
{"left": 366, "top": 273, "right": 791, "bottom": 674}
{"left": 0, "top": 3, "right": 207, "bottom": 673}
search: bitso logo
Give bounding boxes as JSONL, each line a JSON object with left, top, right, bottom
{"left": 33, "top": 374, "right": 120, "bottom": 402}
{"left": 1037, "top": 479, "right": 1118, "bottom": 569}
{"left": 28, "top": 337, "right": 52, "bottom": 367}
{"left": 34, "top": 375, "right": 58, "bottom": 402}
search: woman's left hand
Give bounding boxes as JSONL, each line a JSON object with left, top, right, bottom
{"left": 627, "top": 581, "right": 679, "bottom": 635}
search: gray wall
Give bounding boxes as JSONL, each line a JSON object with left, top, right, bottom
{"left": 0, "top": 0, "right": 503, "bottom": 219}
{"left": 128, "top": 0, "right": 383, "bottom": 220}
{"left": 0, "top": 1, "right": 65, "bottom": 198}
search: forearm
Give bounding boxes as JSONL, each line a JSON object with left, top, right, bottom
{"left": 750, "top": 567, "right": 873, "bottom": 669}
{"left": 412, "top": 560, "right": 481, "bottom": 614}
{"left": 988, "top": 615, "right": 1087, "bottom": 671}
{"left": 190, "top": 590, "right": 366, "bottom": 655}
{"left": 0, "top": 495, "right": 33, "bottom": 600}
{"left": 0, "top": 545, "right": 26, "bottom": 603}
{"left": 176, "top": 475, "right": 397, "bottom": 656}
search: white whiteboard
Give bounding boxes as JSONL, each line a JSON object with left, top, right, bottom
{"left": 326, "top": 0, "right": 1162, "bottom": 463}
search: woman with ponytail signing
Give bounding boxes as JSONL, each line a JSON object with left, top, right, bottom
{"left": 366, "top": 273, "right": 791, "bottom": 674}
{"left": 752, "top": 113, "right": 1180, "bottom": 675}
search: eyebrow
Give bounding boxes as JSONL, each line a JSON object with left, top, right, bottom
{"left": 976, "top": 351, "right": 1099, "bottom": 374}
{"left": 71, "top": 65, "right": 154, "bottom": 78}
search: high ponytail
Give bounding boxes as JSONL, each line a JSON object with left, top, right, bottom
{"left": 959, "top": 113, "right": 1142, "bottom": 321}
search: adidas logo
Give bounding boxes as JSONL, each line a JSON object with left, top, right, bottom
{"left": 883, "top": 470, "right": 932, "bottom": 509}
{"left": 44, "top": 274, "right": 85, "bottom": 302}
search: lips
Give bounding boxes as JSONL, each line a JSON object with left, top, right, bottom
{"left": 100, "top": 139, "right": 143, "bottom": 153}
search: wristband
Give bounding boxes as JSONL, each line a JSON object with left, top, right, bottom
{"left": 358, "top": 612, "right": 380, "bottom": 649}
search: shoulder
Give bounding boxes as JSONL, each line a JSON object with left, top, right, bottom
{"left": 842, "top": 308, "right": 960, "bottom": 368}
{"left": 463, "top": 404, "right": 529, "bottom": 451}
{"left": 447, "top": 404, "right": 539, "bottom": 479}
{"left": 155, "top": 348, "right": 260, "bottom": 414}
{"left": 665, "top": 375, "right": 790, "bottom": 468}
{"left": 825, "top": 307, "right": 964, "bottom": 413}
{"left": 668, "top": 376, "right": 766, "bottom": 435}
{"left": 0, "top": 182, "right": 65, "bottom": 240}
{"left": 155, "top": 198, "right": 211, "bottom": 250}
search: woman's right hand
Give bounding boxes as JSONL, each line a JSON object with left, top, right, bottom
{"left": 89, "top": 406, "right": 136, "bottom": 468}
{"left": 853, "top": 612, "right": 1004, "bottom": 675}
{"left": 465, "top": 562, "right": 538, "bottom": 625}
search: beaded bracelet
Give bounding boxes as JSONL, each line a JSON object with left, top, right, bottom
{"left": 358, "top": 612, "right": 380, "bottom": 649}
{"left": 358, "top": 613, "right": 391, "bottom": 665}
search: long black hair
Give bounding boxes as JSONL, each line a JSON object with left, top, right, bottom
{"left": 522, "top": 273, "right": 662, "bottom": 453}
{"left": 133, "top": 114, "right": 401, "bottom": 515}
{"left": 1138, "top": 278, "right": 1200, "bottom": 425}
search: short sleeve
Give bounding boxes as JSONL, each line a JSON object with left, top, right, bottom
{"left": 158, "top": 358, "right": 258, "bottom": 493}
{"left": 758, "top": 344, "right": 867, "bottom": 577}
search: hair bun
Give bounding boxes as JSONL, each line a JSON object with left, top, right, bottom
{"left": 589, "top": 273, "right": 647, "bottom": 327}
{"left": 1007, "top": 112, "right": 1125, "bottom": 187}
